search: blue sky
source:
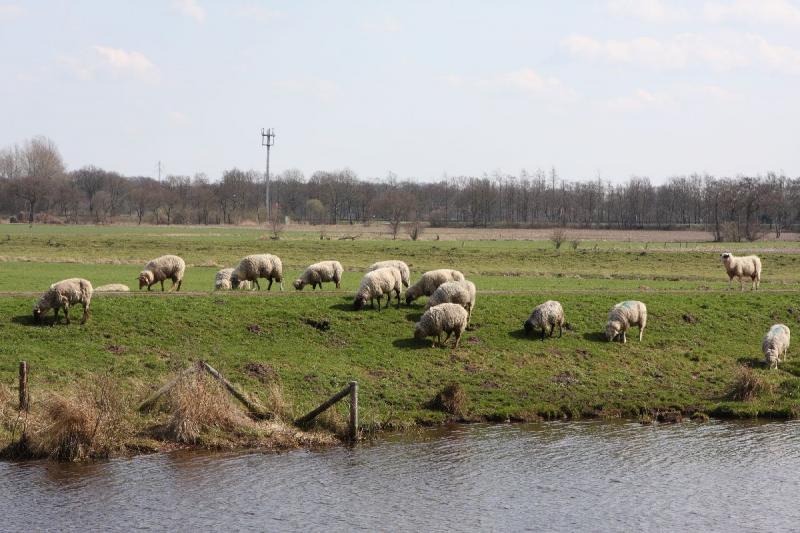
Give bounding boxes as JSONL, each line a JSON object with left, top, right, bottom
{"left": 1, "top": 0, "right": 799, "bottom": 183}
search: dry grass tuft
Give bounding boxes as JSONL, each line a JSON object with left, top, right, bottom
{"left": 429, "top": 383, "right": 468, "bottom": 418}
{"left": 266, "top": 382, "right": 291, "bottom": 421}
{"left": 730, "top": 366, "right": 773, "bottom": 402}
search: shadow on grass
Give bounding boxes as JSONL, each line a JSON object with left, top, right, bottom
{"left": 582, "top": 332, "right": 608, "bottom": 342}
{"left": 736, "top": 356, "right": 764, "bottom": 368}
{"left": 392, "top": 337, "right": 430, "bottom": 350}
{"left": 11, "top": 315, "right": 38, "bottom": 326}
{"left": 508, "top": 329, "right": 531, "bottom": 340}
{"left": 405, "top": 312, "right": 423, "bottom": 323}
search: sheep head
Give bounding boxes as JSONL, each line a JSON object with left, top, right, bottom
{"left": 292, "top": 279, "right": 305, "bottom": 290}
{"left": 32, "top": 305, "right": 44, "bottom": 324}
{"left": 765, "top": 349, "right": 780, "bottom": 369}
{"left": 720, "top": 252, "right": 732, "bottom": 264}
{"left": 605, "top": 320, "right": 623, "bottom": 341}
{"left": 414, "top": 322, "right": 427, "bottom": 340}
{"left": 138, "top": 271, "right": 154, "bottom": 289}
{"left": 353, "top": 296, "right": 366, "bottom": 310}
{"left": 523, "top": 320, "right": 534, "bottom": 336}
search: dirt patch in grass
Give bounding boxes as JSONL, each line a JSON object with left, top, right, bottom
{"left": 244, "top": 362, "right": 279, "bottom": 384}
{"left": 682, "top": 313, "right": 698, "bottom": 324}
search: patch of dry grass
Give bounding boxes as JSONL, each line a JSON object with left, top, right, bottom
{"left": 730, "top": 367, "right": 773, "bottom": 402}
{"left": 428, "top": 383, "right": 468, "bottom": 418}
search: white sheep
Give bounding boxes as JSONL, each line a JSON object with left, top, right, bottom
{"left": 524, "top": 300, "right": 565, "bottom": 341}
{"left": 720, "top": 252, "right": 762, "bottom": 291}
{"left": 94, "top": 284, "right": 130, "bottom": 292}
{"left": 605, "top": 300, "right": 647, "bottom": 343}
{"left": 33, "top": 278, "right": 93, "bottom": 325}
{"left": 138, "top": 255, "right": 186, "bottom": 292}
{"left": 405, "top": 269, "right": 465, "bottom": 305}
{"left": 425, "top": 280, "right": 476, "bottom": 323}
{"left": 214, "top": 268, "right": 252, "bottom": 291}
{"left": 414, "top": 303, "right": 469, "bottom": 349}
{"left": 293, "top": 260, "right": 344, "bottom": 290}
{"left": 232, "top": 254, "right": 284, "bottom": 291}
{"left": 368, "top": 260, "right": 411, "bottom": 288}
{"left": 763, "top": 324, "right": 791, "bottom": 369}
{"left": 353, "top": 267, "right": 402, "bottom": 310}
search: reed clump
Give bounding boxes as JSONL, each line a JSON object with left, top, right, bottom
{"left": 429, "top": 383, "right": 468, "bottom": 418}
{"left": 730, "top": 367, "right": 773, "bottom": 402}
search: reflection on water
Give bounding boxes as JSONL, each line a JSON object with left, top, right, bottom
{"left": 2, "top": 420, "right": 799, "bottom": 532}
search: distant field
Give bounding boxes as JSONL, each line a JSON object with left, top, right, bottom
{"left": 1, "top": 224, "right": 799, "bottom": 453}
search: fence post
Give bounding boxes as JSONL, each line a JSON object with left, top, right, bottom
{"left": 349, "top": 381, "right": 358, "bottom": 442}
{"left": 19, "top": 361, "right": 29, "bottom": 411}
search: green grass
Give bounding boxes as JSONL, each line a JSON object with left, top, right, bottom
{"left": 1, "top": 224, "right": 799, "bottom": 452}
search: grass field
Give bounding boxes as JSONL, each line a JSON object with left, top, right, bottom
{"left": 1, "top": 224, "right": 799, "bottom": 455}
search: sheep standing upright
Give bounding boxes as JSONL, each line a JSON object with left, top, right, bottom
{"left": 720, "top": 252, "right": 761, "bottom": 291}
{"left": 293, "top": 260, "right": 344, "bottom": 290}
{"left": 232, "top": 254, "right": 284, "bottom": 291}
{"left": 763, "top": 324, "right": 791, "bottom": 369}
{"left": 414, "top": 303, "right": 469, "bottom": 349}
{"left": 138, "top": 255, "right": 186, "bottom": 292}
{"left": 605, "top": 300, "right": 647, "bottom": 343}
{"left": 425, "top": 280, "right": 476, "bottom": 323}
{"left": 33, "top": 278, "right": 93, "bottom": 325}
{"left": 524, "top": 300, "right": 565, "bottom": 341}
{"left": 353, "top": 267, "right": 402, "bottom": 310}
{"left": 405, "top": 269, "right": 465, "bottom": 305}
{"left": 368, "top": 260, "right": 411, "bottom": 288}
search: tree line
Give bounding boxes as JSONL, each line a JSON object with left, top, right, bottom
{"left": 1, "top": 136, "right": 798, "bottom": 241}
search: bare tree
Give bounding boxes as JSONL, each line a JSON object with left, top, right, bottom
{"left": 12, "top": 137, "right": 65, "bottom": 223}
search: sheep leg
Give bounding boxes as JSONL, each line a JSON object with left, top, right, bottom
{"left": 621, "top": 331, "right": 627, "bottom": 344}
{"left": 395, "top": 289, "right": 401, "bottom": 309}
{"left": 549, "top": 324, "right": 555, "bottom": 337}
{"left": 81, "top": 303, "right": 90, "bottom": 324}
{"left": 540, "top": 328, "right": 545, "bottom": 341}
{"left": 254, "top": 279, "right": 261, "bottom": 290}
{"left": 160, "top": 280, "right": 165, "bottom": 292}
{"left": 52, "top": 308, "right": 60, "bottom": 326}
{"left": 63, "top": 305, "right": 70, "bottom": 325}
{"left": 639, "top": 324, "right": 644, "bottom": 342}
{"left": 267, "top": 278, "right": 273, "bottom": 291}
{"left": 377, "top": 296, "right": 382, "bottom": 311}
{"left": 558, "top": 323, "right": 563, "bottom": 338}
{"left": 443, "top": 331, "right": 452, "bottom": 344}
{"left": 436, "top": 332, "right": 441, "bottom": 347}
{"left": 453, "top": 330, "right": 462, "bottom": 350}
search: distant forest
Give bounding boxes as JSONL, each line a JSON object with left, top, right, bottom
{"left": 1, "top": 136, "right": 798, "bottom": 241}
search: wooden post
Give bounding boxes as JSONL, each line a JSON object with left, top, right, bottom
{"left": 200, "top": 361, "right": 270, "bottom": 419}
{"left": 138, "top": 362, "right": 201, "bottom": 412}
{"left": 18, "top": 361, "right": 29, "bottom": 411}
{"left": 349, "top": 381, "right": 358, "bottom": 442}
{"left": 295, "top": 384, "right": 353, "bottom": 425}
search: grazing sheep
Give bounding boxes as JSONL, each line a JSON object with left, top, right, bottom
{"left": 138, "top": 255, "right": 185, "bottom": 292}
{"left": 720, "top": 252, "right": 762, "bottom": 291}
{"left": 605, "top": 300, "right": 647, "bottom": 343}
{"left": 524, "top": 300, "right": 565, "bottom": 341}
{"left": 368, "top": 260, "right": 411, "bottom": 287}
{"left": 353, "top": 267, "right": 402, "bottom": 310}
{"left": 425, "top": 280, "right": 477, "bottom": 323}
{"left": 763, "top": 324, "right": 791, "bottom": 369}
{"left": 33, "top": 278, "right": 93, "bottom": 326}
{"left": 94, "top": 284, "right": 130, "bottom": 292}
{"left": 414, "top": 303, "right": 469, "bottom": 349}
{"left": 232, "top": 254, "right": 284, "bottom": 291}
{"left": 214, "top": 268, "right": 252, "bottom": 291}
{"left": 293, "top": 260, "right": 344, "bottom": 290}
{"left": 405, "top": 269, "right": 465, "bottom": 305}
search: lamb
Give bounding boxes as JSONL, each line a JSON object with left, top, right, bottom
{"left": 720, "top": 252, "right": 762, "bottom": 291}
{"left": 368, "top": 260, "right": 411, "bottom": 288}
{"left": 293, "top": 260, "right": 344, "bottom": 290}
{"left": 425, "top": 280, "right": 476, "bottom": 323}
{"left": 405, "top": 269, "right": 466, "bottom": 305}
{"left": 605, "top": 300, "right": 647, "bottom": 343}
{"left": 524, "top": 300, "right": 565, "bottom": 341}
{"left": 414, "top": 303, "right": 469, "bottom": 349}
{"left": 33, "top": 278, "right": 93, "bottom": 326}
{"left": 94, "top": 284, "right": 130, "bottom": 292}
{"left": 763, "top": 324, "right": 791, "bottom": 369}
{"left": 214, "top": 268, "right": 252, "bottom": 291}
{"left": 232, "top": 254, "right": 284, "bottom": 291}
{"left": 353, "top": 267, "right": 402, "bottom": 310}
{"left": 138, "top": 254, "right": 185, "bottom": 292}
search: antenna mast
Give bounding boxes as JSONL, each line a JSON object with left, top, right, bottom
{"left": 261, "top": 128, "right": 276, "bottom": 222}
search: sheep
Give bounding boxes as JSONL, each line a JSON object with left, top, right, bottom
{"left": 293, "top": 260, "right": 344, "bottom": 290}
{"left": 94, "top": 284, "right": 130, "bottom": 292}
{"left": 353, "top": 267, "right": 402, "bottom": 310}
{"left": 605, "top": 300, "right": 647, "bottom": 343}
{"left": 138, "top": 255, "right": 185, "bottom": 292}
{"left": 414, "top": 303, "right": 469, "bottom": 349}
{"left": 232, "top": 254, "right": 284, "bottom": 291}
{"left": 214, "top": 268, "right": 252, "bottom": 291}
{"left": 368, "top": 260, "right": 411, "bottom": 288}
{"left": 524, "top": 300, "right": 565, "bottom": 341}
{"left": 425, "top": 280, "right": 476, "bottom": 323}
{"left": 720, "top": 252, "right": 762, "bottom": 291}
{"left": 33, "top": 278, "right": 93, "bottom": 326}
{"left": 763, "top": 324, "right": 791, "bottom": 369}
{"left": 405, "top": 269, "right": 466, "bottom": 305}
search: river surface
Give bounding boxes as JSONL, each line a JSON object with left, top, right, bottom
{"left": 1, "top": 420, "right": 798, "bottom": 532}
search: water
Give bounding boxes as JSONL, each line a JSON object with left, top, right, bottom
{"left": 2, "top": 420, "right": 798, "bottom": 532}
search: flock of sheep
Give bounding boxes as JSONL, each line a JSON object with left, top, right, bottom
{"left": 30, "top": 250, "right": 790, "bottom": 368}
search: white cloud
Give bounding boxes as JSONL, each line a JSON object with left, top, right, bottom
{"left": 231, "top": 3, "right": 281, "bottom": 22}
{"left": 607, "top": 84, "right": 743, "bottom": 112}
{"left": 363, "top": 17, "right": 402, "bottom": 33}
{"left": 94, "top": 46, "right": 159, "bottom": 81}
{"left": 173, "top": 0, "right": 205, "bottom": 23}
{"left": 445, "top": 68, "right": 577, "bottom": 101}
{"left": 607, "top": 0, "right": 689, "bottom": 22}
{"left": 563, "top": 33, "right": 800, "bottom": 73}
{"left": 0, "top": 3, "right": 23, "bottom": 22}
{"left": 704, "top": 0, "right": 800, "bottom": 26}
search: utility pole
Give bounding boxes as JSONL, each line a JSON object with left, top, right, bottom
{"left": 158, "top": 160, "right": 162, "bottom": 183}
{"left": 261, "top": 128, "right": 276, "bottom": 222}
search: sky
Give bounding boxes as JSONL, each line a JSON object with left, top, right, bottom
{"left": 1, "top": 0, "right": 799, "bottom": 183}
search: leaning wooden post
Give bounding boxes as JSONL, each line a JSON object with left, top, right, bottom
{"left": 18, "top": 361, "right": 29, "bottom": 411}
{"left": 349, "top": 381, "right": 358, "bottom": 442}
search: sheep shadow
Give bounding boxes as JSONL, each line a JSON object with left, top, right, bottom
{"left": 405, "top": 312, "right": 423, "bottom": 323}
{"left": 508, "top": 328, "right": 530, "bottom": 340}
{"left": 582, "top": 332, "right": 608, "bottom": 342}
{"left": 736, "top": 356, "right": 766, "bottom": 369}
{"left": 392, "top": 337, "right": 430, "bottom": 350}
{"left": 11, "top": 315, "right": 38, "bottom": 326}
